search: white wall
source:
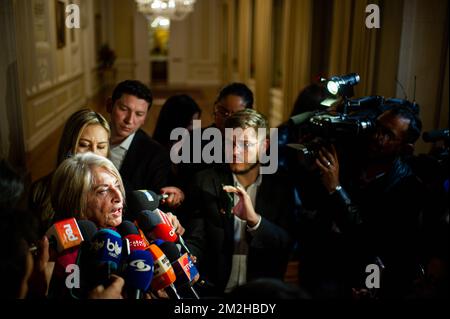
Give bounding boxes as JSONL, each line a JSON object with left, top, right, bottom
{"left": 14, "top": 0, "right": 102, "bottom": 152}
{"left": 168, "top": 0, "right": 222, "bottom": 86}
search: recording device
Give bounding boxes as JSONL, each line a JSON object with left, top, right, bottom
{"left": 77, "top": 220, "right": 98, "bottom": 242}
{"left": 323, "top": 73, "right": 360, "bottom": 97}
{"left": 147, "top": 243, "right": 181, "bottom": 299}
{"left": 157, "top": 241, "right": 200, "bottom": 299}
{"left": 46, "top": 218, "right": 84, "bottom": 253}
{"left": 84, "top": 228, "right": 123, "bottom": 288}
{"left": 116, "top": 220, "right": 141, "bottom": 257}
{"left": 287, "top": 109, "right": 376, "bottom": 167}
{"left": 287, "top": 74, "right": 418, "bottom": 167}
{"left": 124, "top": 250, "right": 154, "bottom": 299}
{"left": 46, "top": 218, "right": 87, "bottom": 294}
{"left": 136, "top": 209, "right": 191, "bottom": 254}
{"left": 126, "top": 189, "right": 169, "bottom": 220}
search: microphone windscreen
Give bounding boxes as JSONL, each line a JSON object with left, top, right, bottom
{"left": 136, "top": 210, "right": 162, "bottom": 232}
{"left": 124, "top": 234, "right": 148, "bottom": 251}
{"left": 125, "top": 250, "right": 154, "bottom": 292}
{"left": 157, "top": 241, "right": 180, "bottom": 263}
{"left": 171, "top": 253, "right": 200, "bottom": 286}
{"left": 152, "top": 239, "right": 165, "bottom": 247}
{"left": 90, "top": 228, "right": 122, "bottom": 271}
{"left": 77, "top": 220, "right": 97, "bottom": 243}
{"left": 46, "top": 218, "right": 83, "bottom": 252}
{"left": 127, "top": 190, "right": 161, "bottom": 218}
{"left": 148, "top": 244, "right": 177, "bottom": 291}
{"left": 151, "top": 223, "right": 178, "bottom": 243}
{"left": 154, "top": 208, "right": 174, "bottom": 227}
{"left": 116, "top": 220, "right": 140, "bottom": 236}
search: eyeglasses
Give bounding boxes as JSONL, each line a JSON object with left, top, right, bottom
{"left": 214, "top": 105, "right": 234, "bottom": 118}
{"left": 225, "top": 140, "right": 259, "bottom": 151}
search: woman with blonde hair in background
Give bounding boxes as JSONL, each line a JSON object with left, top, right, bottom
{"left": 28, "top": 109, "right": 111, "bottom": 235}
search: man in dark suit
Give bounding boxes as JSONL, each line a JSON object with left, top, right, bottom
{"left": 183, "top": 109, "right": 296, "bottom": 297}
{"left": 107, "top": 80, "right": 184, "bottom": 210}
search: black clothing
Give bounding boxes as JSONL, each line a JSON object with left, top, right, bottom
{"left": 182, "top": 166, "right": 296, "bottom": 296}
{"left": 298, "top": 158, "right": 426, "bottom": 298}
{"left": 119, "top": 129, "right": 172, "bottom": 194}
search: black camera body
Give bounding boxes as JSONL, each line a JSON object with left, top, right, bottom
{"left": 288, "top": 95, "right": 386, "bottom": 166}
{"left": 287, "top": 72, "right": 420, "bottom": 168}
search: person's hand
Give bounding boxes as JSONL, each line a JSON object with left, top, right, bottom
{"left": 160, "top": 186, "right": 185, "bottom": 208}
{"left": 189, "top": 255, "right": 198, "bottom": 264}
{"left": 315, "top": 145, "right": 340, "bottom": 193}
{"left": 154, "top": 288, "right": 170, "bottom": 299}
{"left": 28, "top": 235, "right": 51, "bottom": 297}
{"left": 222, "top": 185, "right": 260, "bottom": 227}
{"left": 165, "top": 212, "right": 185, "bottom": 236}
{"left": 88, "top": 275, "right": 125, "bottom": 299}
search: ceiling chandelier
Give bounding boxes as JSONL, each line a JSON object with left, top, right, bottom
{"left": 135, "top": 0, "right": 196, "bottom": 22}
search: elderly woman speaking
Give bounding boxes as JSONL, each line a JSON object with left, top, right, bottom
{"left": 51, "top": 152, "right": 125, "bottom": 229}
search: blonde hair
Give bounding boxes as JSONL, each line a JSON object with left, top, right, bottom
{"left": 51, "top": 153, "right": 125, "bottom": 222}
{"left": 224, "top": 108, "right": 269, "bottom": 137}
{"left": 57, "top": 109, "right": 111, "bottom": 165}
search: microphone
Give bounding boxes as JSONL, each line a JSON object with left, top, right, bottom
{"left": 136, "top": 210, "right": 191, "bottom": 254}
{"left": 125, "top": 234, "right": 148, "bottom": 252}
{"left": 116, "top": 220, "right": 142, "bottom": 257}
{"left": 85, "top": 228, "right": 123, "bottom": 288}
{"left": 135, "top": 209, "right": 163, "bottom": 233}
{"left": 126, "top": 190, "right": 169, "bottom": 220}
{"left": 157, "top": 241, "right": 200, "bottom": 299}
{"left": 47, "top": 219, "right": 97, "bottom": 299}
{"left": 46, "top": 218, "right": 84, "bottom": 253}
{"left": 124, "top": 250, "right": 154, "bottom": 299}
{"left": 116, "top": 220, "right": 140, "bottom": 236}
{"left": 152, "top": 223, "right": 179, "bottom": 243}
{"left": 46, "top": 218, "right": 86, "bottom": 280}
{"left": 77, "top": 220, "right": 98, "bottom": 242}
{"left": 147, "top": 243, "right": 181, "bottom": 299}
{"left": 67, "top": 220, "right": 98, "bottom": 299}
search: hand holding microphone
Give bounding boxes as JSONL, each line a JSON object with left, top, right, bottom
{"left": 157, "top": 241, "right": 200, "bottom": 299}
{"left": 160, "top": 186, "right": 185, "bottom": 208}
{"left": 88, "top": 274, "right": 125, "bottom": 299}
{"left": 136, "top": 210, "right": 191, "bottom": 254}
{"left": 165, "top": 212, "right": 185, "bottom": 236}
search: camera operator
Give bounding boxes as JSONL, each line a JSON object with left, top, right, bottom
{"left": 313, "top": 105, "right": 425, "bottom": 299}
{"left": 407, "top": 130, "right": 449, "bottom": 298}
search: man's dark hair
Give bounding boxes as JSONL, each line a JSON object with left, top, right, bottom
{"left": 111, "top": 80, "right": 153, "bottom": 109}
{"left": 215, "top": 82, "right": 254, "bottom": 108}
{"left": 0, "top": 158, "right": 24, "bottom": 210}
{"left": 385, "top": 106, "right": 422, "bottom": 144}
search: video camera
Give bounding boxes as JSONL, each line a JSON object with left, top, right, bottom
{"left": 287, "top": 73, "right": 418, "bottom": 166}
